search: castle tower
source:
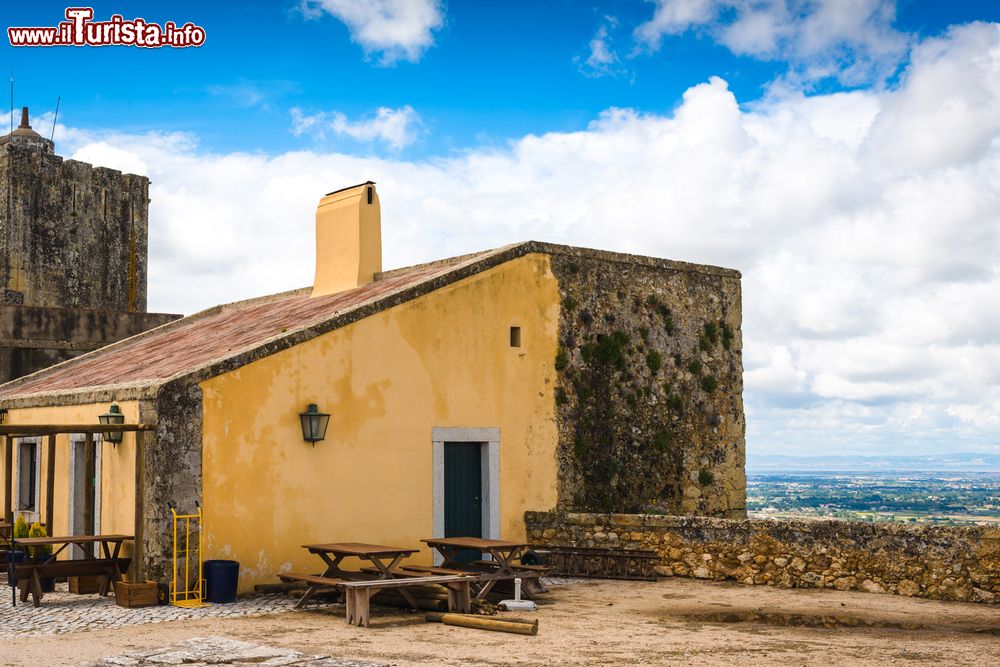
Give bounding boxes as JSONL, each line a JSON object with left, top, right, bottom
{"left": 0, "top": 107, "right": 178, "bottom": 382}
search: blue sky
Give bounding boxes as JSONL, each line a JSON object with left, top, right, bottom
{"left": 3, "top": 1, "right": 996, "bottom": 156}
{"left": 3, "top": 2, "right": 1000, "bottom": 457}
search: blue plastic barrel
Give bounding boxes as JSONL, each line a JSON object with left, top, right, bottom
{"left": 203, "top": 559, "right": 240, "bottom": 603}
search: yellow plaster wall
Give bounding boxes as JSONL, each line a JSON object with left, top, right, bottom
{"left": 1, "top": 402, "right": 138, "bottom": 561}
{"left": 201, "top": 254, "right": 561, "bottom": 591}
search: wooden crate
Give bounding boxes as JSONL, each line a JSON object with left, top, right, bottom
{"left": 114, "top": 580, "right": 159, "bottom": 608}
{"left": 69, "top": 575, "right": 103, "bottom": 594}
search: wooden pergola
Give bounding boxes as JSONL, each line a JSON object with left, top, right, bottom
{"left": 1, "top": 423, "right": 154, "bottom": 577}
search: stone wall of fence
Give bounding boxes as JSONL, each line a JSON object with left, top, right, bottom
{"left": 525, "top": 511, "right": 1000, "bottom": 604}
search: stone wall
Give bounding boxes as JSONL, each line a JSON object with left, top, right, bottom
{"left": 526, "top": 511, "right": 1000, "bottom": 604}
{"left": 550, "top": 251, "right": 745, "bottom": 517}
{"left": 140, "top": 382, "right": 204, "bottom": 582}
{"left": 0, "top": 143, "right": 149, "bottom": 311}
{"left": 0, "top": 304, "right": 178, "bottom": 383}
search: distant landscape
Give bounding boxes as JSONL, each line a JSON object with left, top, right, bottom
{"left": 746, "top": 453, "right": 1000, "bottom": 525}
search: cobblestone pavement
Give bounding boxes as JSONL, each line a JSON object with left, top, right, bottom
{"left": 0, "top": 583, "right": 297, "bottom": 638}
{"left": 90, "top": 636, "right": 387, "bottom": 666}
{"left": 0, "top": 577, "right": 579, "bottom": 639}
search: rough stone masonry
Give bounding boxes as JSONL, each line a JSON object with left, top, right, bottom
{"left": 0, "top": 107, "right": 177, "bottom": 382}
{"left": 526, "top": 511, "right": 1000, "bottom": 604}
{"left": 550, "top": 249, "right": 746, "bottom": 518}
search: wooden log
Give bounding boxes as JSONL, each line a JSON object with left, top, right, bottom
{"left": 372, "top": 593, "right": 446, "bottom": 612}
{"left": 254, "top": 582, "right": 305, "bottom": 593}
{"left": 425, "top": 612, "right": 538, "bottom": 635}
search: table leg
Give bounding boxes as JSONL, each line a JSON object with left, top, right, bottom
{"left": 447, "top": 581, "right": 471, "bottom": 614}
{"left": 371, "top": 555, "right": 419, "bottom": 609}
{"left": 296, "top": 554, "right": 346, "bottom": 610}
{"left": 361, "top": 588, "right": 375, "bottom": 627}
{"left": 29, "top": 569, "right": 43, "bottom": 607}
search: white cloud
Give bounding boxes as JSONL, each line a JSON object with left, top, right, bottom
{"left": 578, "top": 18, "right": 629, "bottom": 78}
{"left": 290, "top": 105, "right": 422, "bottom": 150}
{"left": 635, "top": 0, "right": 911, "bottom": 85}
{"left": 57, "top": 22, "right": 1000, "bottom": 456}
{"left": 298, "top": 0, "right": 444, "bottom": 64}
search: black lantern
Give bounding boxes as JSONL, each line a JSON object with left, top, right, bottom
{"left": 99, "top": 403, "right": 125, "bottom": 445}
{"left": 0, "top": 408, "right": 6, "bottom": 424}
{"left": 299, "top": 404, "right": 330, "bottom": 444}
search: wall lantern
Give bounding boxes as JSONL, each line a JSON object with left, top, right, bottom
{"left": 0, "top": 408, "right": 7, "bottom": 424}
{"left": 99, "top": 403, "right": 125, "bottom": 445}
{"left": 299, "top": 404, "right": 330, "bottom": 445}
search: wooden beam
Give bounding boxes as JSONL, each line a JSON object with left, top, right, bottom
{"left": 0, "top": 424, "right": 155, "bottom": 436}
{"left": 83, "top": 432, "right": 95, "bottom": 541}
{"left": 3, "top": 435, "right": 11, "bottom": 524}
{"left": 45, "top": 434, "right": 55, "bottom": 533}
{"left": 132, "top": 428, "right": 145, "bottom": 582}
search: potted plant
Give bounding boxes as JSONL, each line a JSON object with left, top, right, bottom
{"left": 27, "top": 522, "right": 55, "bottom": 592}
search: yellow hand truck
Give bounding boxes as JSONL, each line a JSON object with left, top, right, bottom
{"left": 168, "top": 501, "right": 209, "bottom": 608}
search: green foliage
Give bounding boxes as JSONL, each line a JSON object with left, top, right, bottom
{"left": 703, "top": 322, "right": 719, "bottom": 344}
{"left": 654, "top": 430, "right": 671, "bottom": 453}
{"left": 626, "top": 392, "right": 638, "bottom": 408}
{"left": 698, "top": 334, "right": 711, "bottom": 351}
{"left": 563, "top": 296, "right": 577, "bottom": 312}
{"left": 646, "top": 294, "right": 659, "bottom": 306}
{"left": 27, "top": 521, "right": 52, "bottom": 557}
{"left": 698, "top": 469, "right": 715, "bottom": 486}
{"left": 667, "top": 394, "right": 683, "bottom": 411}
{"left": 568, "top": 262, "right": 579, "bottom": 274}
{"left": 555, "top": 348, "right": 569, "bottom": 371}
{"left": 663, "top": 315, "right": 675, "bottom": 334}
{"left": 721, "top": 322, "right": 734, "bottom": 350}
{"left": 555, "top": 387, "right": 568, "bottom": 405}
{"left": 687, "top": 359, "right": 702, "bottom": 375}
{"left": 13, "top": 514, "right": 29, "bottom": 539}
{"left": 592, "top": 331, "right": 629, "bottom": 368}
{"left": 701, "top": 375, "right": 718, "bottom": 393}
{"left": 646, "top": 350, "right": 662, "bottom": 374}
{"left": 639, "top": 326, "right": 650, "bottom": 343}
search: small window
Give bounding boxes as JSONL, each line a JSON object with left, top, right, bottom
{"left": 509, "top": 326, "right": 521, "bottom": 348}
{"left": 17, "top": 440, "right": 38, "bottom": 512}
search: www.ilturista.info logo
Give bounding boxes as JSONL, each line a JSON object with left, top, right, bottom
{"left": 8, "top": 7, "right": 205, "bottom": 48}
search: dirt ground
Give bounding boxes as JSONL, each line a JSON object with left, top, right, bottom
{"left": 3, "top": 578, "right": 999, "bottom": 666}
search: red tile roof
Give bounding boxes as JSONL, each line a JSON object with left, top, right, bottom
{"left": 0, "top": 240, "right": 739, "bottom": 406}
{"left": 0, "top": 246, "right": 509, "bottom": 402}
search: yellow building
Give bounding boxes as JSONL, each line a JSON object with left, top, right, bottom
{"left": 0, "top": 182, "right": 745, "bottom": 591}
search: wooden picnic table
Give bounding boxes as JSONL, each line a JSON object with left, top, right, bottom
{"left": 10, "top": 534, "right": 132, "bottom": 607}
{"left": 421, "top": 537, "right": 543, "bottom": 599}
{"left": 296, "top": 542, "right": 420, "bottom": 609}
{"left": 282, "top": 542, "right": 480, "bottom": 626}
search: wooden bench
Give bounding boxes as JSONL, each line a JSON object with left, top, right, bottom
{"left": 280, "top": 571, "right": 474, "bottom": 626}
{"left": 341, "top": 575, "right": 473, "bottom": 627}
{"left": 9, "top": 557, "right": 132, "bottom": 606}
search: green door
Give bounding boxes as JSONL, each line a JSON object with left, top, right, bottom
{"left": 444, "top": 442, "right": 483, "bottom": 562}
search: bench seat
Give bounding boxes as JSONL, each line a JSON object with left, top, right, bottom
{"left": 278, "top": 572, "right": 347, "bottom": 588}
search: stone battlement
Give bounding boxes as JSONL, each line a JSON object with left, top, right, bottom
{"left": 526, "top": 511, "right": 999, "bottom": 604}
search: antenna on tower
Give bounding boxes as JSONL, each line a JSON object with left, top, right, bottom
{"left": 50, "top": 96, "right": 60, "bottom": 142}
{"left": 9, "top": 71, "right": 13, "bottom": 135}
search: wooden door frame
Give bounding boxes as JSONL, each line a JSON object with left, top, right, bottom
{"left": 431, "top": 427, "right": 500, "bottom": 563}
{"left": 68, "top": 434, "right": 102, "bottom": 556}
